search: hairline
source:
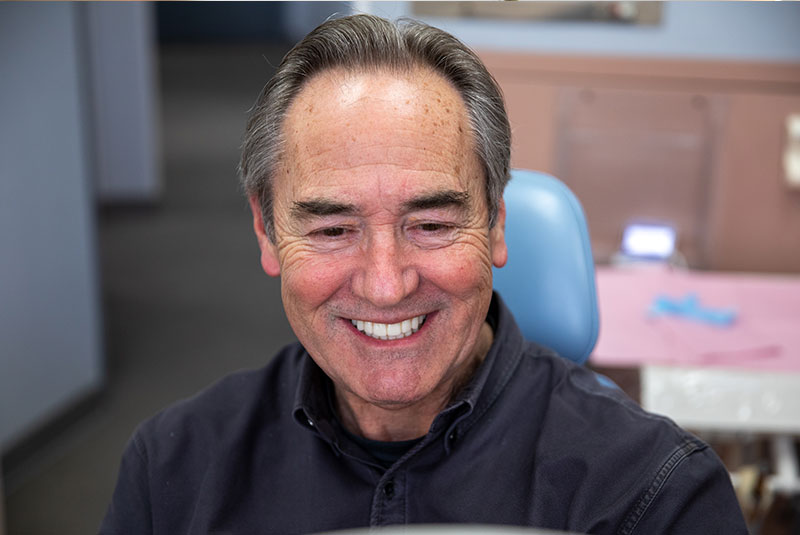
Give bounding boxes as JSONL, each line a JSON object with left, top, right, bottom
{"left": 273, "top": 63, "right": 481, "bottom": 198}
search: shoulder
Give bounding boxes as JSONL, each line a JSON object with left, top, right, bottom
{"left": 102, "top": 343, "right": 311, "bottom": 533}
{"left": 132, "top": 342, "right": 306, "bottom": 462}
{"left": 514, "top": 344, "right": 744, "bottom": 532}
{"left": 517, "top": 342, "right": 688, "bottom": 445}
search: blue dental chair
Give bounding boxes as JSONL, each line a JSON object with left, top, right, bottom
{"left": 492, "top": 170, "right": 599, "bottom": 365}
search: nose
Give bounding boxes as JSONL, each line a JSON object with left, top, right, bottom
{"left": 352, "top": 230, "right": 419, "bottom": 307}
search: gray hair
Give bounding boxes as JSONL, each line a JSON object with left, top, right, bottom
{"left": 240, "top": 14, "right": 511, "bottom": 242}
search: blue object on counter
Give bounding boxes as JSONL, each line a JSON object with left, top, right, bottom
{"left": 649, "top": 292, "right": 737, "bottom": 326}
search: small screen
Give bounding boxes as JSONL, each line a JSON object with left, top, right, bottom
{"left": 621, "top": 223, "right": 676, "bottom": 260}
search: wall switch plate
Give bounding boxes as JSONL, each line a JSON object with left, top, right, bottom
{"left": 784, "top": 113, "right": 800, "bottom": 189}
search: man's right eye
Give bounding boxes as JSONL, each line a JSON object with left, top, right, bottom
{"left": 304, "top": 225, "right": 358, "bottom": 251}
{"left": 309, "top": 226, "right": 353, "bottom": 240}
{"left": 320, "top": 227, "right": 346, "bottom": 237}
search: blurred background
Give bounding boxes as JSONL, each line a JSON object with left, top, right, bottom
{"left": 1, "top": 2, "right": 799, "bottom": 534}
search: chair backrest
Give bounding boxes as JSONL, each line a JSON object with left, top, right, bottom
{"left": 493, "top": 170, "right": 599, "bottom": 364}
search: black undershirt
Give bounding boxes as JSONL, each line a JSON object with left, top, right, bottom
{"left": 342, "top": 427, "right": 423, "bottom": 469}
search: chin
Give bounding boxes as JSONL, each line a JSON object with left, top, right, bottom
{"left": 359, "top": 375, "right": 430, "bottom": 408}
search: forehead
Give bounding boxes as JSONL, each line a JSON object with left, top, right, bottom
{"left": 277, "top": 67, "right": 481, "bottom": 200}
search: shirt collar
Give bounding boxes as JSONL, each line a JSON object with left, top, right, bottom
{"left": 292, "top": 350, "right": 334, "bottom": 436}
{"left": 292, "top": 292, "right": 527, "bottom": 445}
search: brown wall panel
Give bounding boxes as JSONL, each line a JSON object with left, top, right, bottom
{"left": 554, "top": 87, "right": 723, "bottom": 266}
{"left": 708, "top": 93, "right": 800, "bottom": 273}
{"left": 482, "top": 51, "right": 800, "bottom": 273}
{"left": 501, "top": 81, "right": 557, "bottom": 173}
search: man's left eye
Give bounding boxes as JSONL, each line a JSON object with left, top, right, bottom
{"left": 407, "top": 221, "right": 459, "bottom": 248}
{"left": 415, "top": 222, "right": 452, "bottom": 233}
{"left": 417, "top": 223, "right": 449, "bottom": 232}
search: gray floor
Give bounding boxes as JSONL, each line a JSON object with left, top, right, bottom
{"left": 5, "top": 44, "right": 297, "bottom": 535}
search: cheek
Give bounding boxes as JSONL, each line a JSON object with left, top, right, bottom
{"left": 281, "top": 253, "right": 354, "bottom": 312}
{"left": 422, "top": 243, "right": 494, "bottom": 298}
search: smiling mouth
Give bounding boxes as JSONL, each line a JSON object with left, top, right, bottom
{"left": 349, "top": 314, "right": 427, "bottom": 341}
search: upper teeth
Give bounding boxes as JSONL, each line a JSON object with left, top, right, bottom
{"left": 350, "top": 315, "right": 426, "bottom": 340}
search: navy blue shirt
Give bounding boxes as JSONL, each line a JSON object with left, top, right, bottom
{"left": 100, "top": 294, "right": 746, "bottom": 534}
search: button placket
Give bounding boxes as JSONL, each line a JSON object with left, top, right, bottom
{"left": 383, "top": 479, "right": 395, "bottom": 499}
{"left": 371, "top": 470, "right": 406, "bottom": 526}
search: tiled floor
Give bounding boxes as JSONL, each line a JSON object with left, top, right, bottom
{"left": 4, "top": 43, "right": 295, "bottom": 535}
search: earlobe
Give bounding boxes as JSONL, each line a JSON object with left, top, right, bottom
{"left": 248, "top": 195, "right": 281, "bottom": 277}
{"left": 490, "top": 198, "right": 508, "bottom": 268}
{"left": 260, "top": 243, "right": 281, "bottom": 278}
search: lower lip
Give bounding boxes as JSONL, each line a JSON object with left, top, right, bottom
{"left": 345, "top": 313, "right": 434, "bottom": 344}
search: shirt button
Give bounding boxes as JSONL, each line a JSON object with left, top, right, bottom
{"left": 383, "top": 480, "right": 395, "bottom": 499}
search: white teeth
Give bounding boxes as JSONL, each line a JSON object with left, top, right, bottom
{"left": 373, "top": 323, "right": 387, "bottom": 337}
{"left": 350, "top": 314, "right": 427, "bottom": 341}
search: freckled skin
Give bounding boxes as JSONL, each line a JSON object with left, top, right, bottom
{"left": 249, "top": 68, "right": 507, "bottom": 441}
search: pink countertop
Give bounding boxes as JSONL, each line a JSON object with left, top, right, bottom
{"left": 591, "top": 265, "right": 800, "bottom": 371}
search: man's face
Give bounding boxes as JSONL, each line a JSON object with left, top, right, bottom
{"left": 251, "top": 68, "right": 507, "bottom": 414}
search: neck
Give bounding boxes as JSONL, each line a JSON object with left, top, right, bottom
{"left": 335, "top": 321, "right": 494, "bottom": 442}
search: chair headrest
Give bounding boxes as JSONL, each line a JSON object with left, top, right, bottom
{"left": 493, "top": 170, "right": 599, "bottom": 364}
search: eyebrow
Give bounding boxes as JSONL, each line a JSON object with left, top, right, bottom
{"left": 401, "top": 190, "right": 471, "bottom": 212}
{"left": 290, "top": 189, "right": 471, "bottom": 220}
{"left": 291, "top": 199, "right": 358, "bottom": 220}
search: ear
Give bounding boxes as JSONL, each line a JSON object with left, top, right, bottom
{"left": 248, "top": 195, "right": 281, "bottom": 277}
{"left": 490, "top": 198, "right": 508, "bottom": 268}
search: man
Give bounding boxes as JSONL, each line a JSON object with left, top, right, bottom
{"left": 102, "top": 15, "right": 746, "bottom": 534}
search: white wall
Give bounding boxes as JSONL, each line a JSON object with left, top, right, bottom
{"left": 0, "top": 3, "right": 103, "bottom": 449}
{"left": 358, "top": 1, "right": 800, "bottom": 61}
{"left": 86, "top": 3, "right": 161, "bottom": 202}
